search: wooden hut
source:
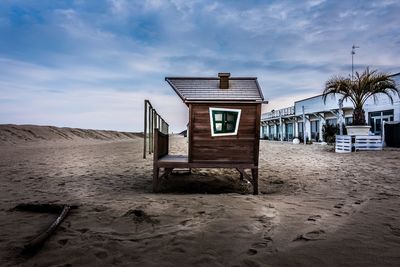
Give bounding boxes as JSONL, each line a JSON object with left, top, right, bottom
{"left": 153, "top": 73, "right": 264, "bottom": 194}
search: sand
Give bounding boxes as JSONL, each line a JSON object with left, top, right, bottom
{"left": 1, "top": 125, "right": 400, "bottom": 266}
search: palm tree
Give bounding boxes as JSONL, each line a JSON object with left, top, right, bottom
{"left": 322, "top": 67, "right": 399, "bottom": 125}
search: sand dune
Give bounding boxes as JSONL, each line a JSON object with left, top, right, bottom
{"left": 0, "top": 127, "right": 400, "bottom": 266}
{"left": 0, "top": 124, "right": 142, "bottom": 145}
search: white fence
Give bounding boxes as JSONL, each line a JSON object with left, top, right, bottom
{"left": 335, "top": 135, "right": 352, "bottom": 153}
{"left": 335, "top": 135, "right": 383, "bottom": 153}
{"left": 354, "top": 136, "right": 383, "bottom": 151}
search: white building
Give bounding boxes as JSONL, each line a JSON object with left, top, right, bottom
{"left": 261, "top": 73, "right": 400, "bottom": 142}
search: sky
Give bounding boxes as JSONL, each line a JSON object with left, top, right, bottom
{"left": 0, "top": 0, "right": 399, "bottom": 132}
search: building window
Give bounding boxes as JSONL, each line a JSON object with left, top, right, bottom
{"left": 368, "top": 109, "right": 394, "bottom": 135}
{"left": 276, "top": 124, "right": 280, "bottom": 140}
{"left": 345, "top": 117, "right": 353, "bottom": 125}
{"left": 326, "top": 118, "right": 337, "bottom": 125}
{"left": 209, "top": 107, "right": 241, "bottom": 136}
{"left": 285, "top": 123, "right": 293, "bottom": 141}
{"left": 298, "top": 122, "right": 304, "bottom": 137}
{"left": 311, "top": 120, "right": 319, "bottom": 140}
{"left": 269, "top": 125, "right": 274, "bottom": 139}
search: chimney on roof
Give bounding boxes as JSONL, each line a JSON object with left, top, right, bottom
{"left": 218, "top": 73, "right": 230, "bottom": 89}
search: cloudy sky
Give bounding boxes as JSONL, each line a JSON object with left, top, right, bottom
{"left": 1, "top": 0, "right": 399, "bottom": 132}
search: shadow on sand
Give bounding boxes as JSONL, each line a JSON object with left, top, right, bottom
{"left": 157, "top": 171, "right": 252, "bottom": 194}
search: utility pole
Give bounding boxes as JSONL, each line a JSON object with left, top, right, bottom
{"left": 351, "top": 44, "right": 359, "bottom": 81}
{"left": 279, "top": 112, "right": 283, "bottom": 143}
{"left": 302, "top": 105, "right": 306, "bottom": 145}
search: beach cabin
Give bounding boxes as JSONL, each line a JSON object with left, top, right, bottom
{"left": 153, "top": 73, "right": 264, "bottom": 194}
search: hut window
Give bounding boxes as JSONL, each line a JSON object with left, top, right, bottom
{"left": 209, "top": 107, "right": 241, "bottom": 136}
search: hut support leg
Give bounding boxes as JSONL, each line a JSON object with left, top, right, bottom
{"left": 251, "top": 168, "right": 259, "bottom": 195}
{"left": 159, "top": 168, "right": 173, "bottom": 180}
{"left": 153, "top": 167, "right": 160, "bottom": 193}
{"left": 236, "top": 168, "right": 250, "bottom": 181}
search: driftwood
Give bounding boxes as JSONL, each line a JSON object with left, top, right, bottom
{"left": 23, "top": 205, "right": 71, "bottom": 253}
{"left": 12, "top": 203, "right": 78, "bottom": 254}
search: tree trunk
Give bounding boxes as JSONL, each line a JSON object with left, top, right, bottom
{"left": 353, "top": 108, "right": 366, "bottom": 125}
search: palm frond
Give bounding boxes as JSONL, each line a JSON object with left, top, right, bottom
{"left": 322, "top": 76, "right": 353, "bottom": 104}
{"left": 322, "top": 67, "right": 399, "bottom": 111}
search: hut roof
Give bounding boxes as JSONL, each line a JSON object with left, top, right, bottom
{"left": 165, "top": 76, "right": 264, "bottom": 103}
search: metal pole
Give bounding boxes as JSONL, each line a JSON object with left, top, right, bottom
{"left": 302, "top": 106, "right": 306, "bottom": 145}
{"left": 279, "top": 114, "right": 283, "bottom": 142}
{"left": 143, "top": 100, "right": 147, "bottom": 159}
{"left": 351, "top": 45, "right": 359, "bottom": 81}
{"left": 338, "top": 99, "right": 343, "bottom": 135}
{"left": 351, "top": 49, "right": 354, "bottom": 81}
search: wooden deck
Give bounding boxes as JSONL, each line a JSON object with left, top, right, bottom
{"left": 153, "top": 129, "right": 258, "bottom": 195}
{"left": 158, "top": 155, "right": 189, "bottom": 168}
{"left": 153, "top": 130, "right": 259, "bottom": 194}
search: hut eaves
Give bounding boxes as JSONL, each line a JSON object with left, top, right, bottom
{"left": 165, "top": 77, "right": 264, "bottom": 103}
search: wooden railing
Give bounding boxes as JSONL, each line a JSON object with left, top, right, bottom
{"left": 143, "top": 100, "right": 169, "bottom": 158}
{"left": 262, "top": 106, "right": 295, "bottom": 120}
{"left": 154, "top": 129, "right": 169, "bottom": 160}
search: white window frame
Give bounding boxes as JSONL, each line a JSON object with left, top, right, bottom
{"left": 209, "top": 107, "right": 242, "bottom": 137}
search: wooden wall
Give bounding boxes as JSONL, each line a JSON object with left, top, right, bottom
{"left": 189, "top": 103, "right": 261, "bottom": 165}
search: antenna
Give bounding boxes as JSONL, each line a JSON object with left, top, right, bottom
{"left": 351, "top": 44, "right": 360, "bottom": 81}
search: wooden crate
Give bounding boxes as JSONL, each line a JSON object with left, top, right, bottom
{"left": 354, "top": 136, "right": 382, "bottom": 151}
{"left": 335, "top": 135, "right": 352, "bottom": 153}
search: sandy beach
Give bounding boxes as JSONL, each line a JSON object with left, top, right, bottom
{"left": 1, "top": 125, "right": 400, "bottom": 266}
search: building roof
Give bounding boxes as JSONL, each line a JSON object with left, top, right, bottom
{"left": 165, "top": 77, "right": 264, "bottom": 103}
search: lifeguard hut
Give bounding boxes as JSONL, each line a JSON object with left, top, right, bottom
{"left": 153, "top": 73, "right": 264, "bottom": 194}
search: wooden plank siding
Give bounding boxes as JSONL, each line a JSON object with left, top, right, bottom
{"left": 189, "top": 103, "right": 261, "bottom": 164}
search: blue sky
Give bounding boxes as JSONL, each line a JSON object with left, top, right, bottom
{"left": 1, "top": 0, "right": 399, "bottom": 132}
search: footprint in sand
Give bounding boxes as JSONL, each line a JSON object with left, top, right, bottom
{"left": 247, "top": 248, "right": 258, "bottom": 255}
{"left": 293, "top": 230, "right": 326, "bottom": 241}
{"left": 307, "top": 215, "right": 321, "bottom": 222}
{"left": 251, "top": 242, "right": 268, "bottom": 249}
{"left": 334, "top": 203, "right": 344, "bottom": 209}
{"left": 251, "top": 236, "right": 273, "bottom": 249}
{"left": 354, "top": 200, "right": 364, "bottom": 205}
{"left": 179, "top": 219, "right": 192, "bottom": 226}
